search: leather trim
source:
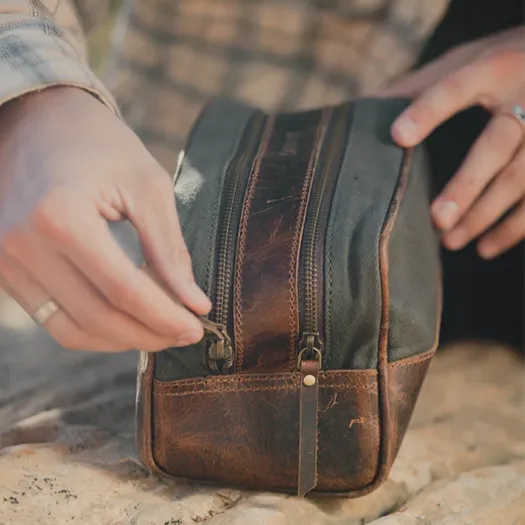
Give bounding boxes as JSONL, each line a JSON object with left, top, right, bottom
{"left": 325, "top": 348, "right": 436, "bottom": 498}
{"left": 151, "top": 368, "right": 380, "bottom": 493}
{"left": 369, "top": 147, "right": 413, "bottom": 492}
{"left": 298, "top": 359, "right": 321, "bottom": 496}
{"left": 152, "top": 370, "right": 376, "bottom": 394}
{"left": 137, "top": 350, "right": 435, "bottom": 496}
{"left": 233, "top": 110, "right": 329, "bottom": 373}
{"left": 388, "top": 347, "right": 437, "bottom": 368}
{"left": 233, "top": 116, "right": 275, "bottom": 370}
{"left": 366, "top": 146, "right": 442, "bottom": 495}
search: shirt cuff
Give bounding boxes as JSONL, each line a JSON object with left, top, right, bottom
{"left": 0, "top": 20, "right": 119, "bottom": 116}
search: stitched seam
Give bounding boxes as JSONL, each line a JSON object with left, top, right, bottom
{"left": 154, "top": 381, "right": 294, "bottom": 390}
{"left": 378, "top": 155, "right": 411, "bottom": 366}
{"left": 234, "top": 116, "right": 275, "bottom": 371}
{"left": 378, "top": 148, "right": 413, "bottom": 365}
{"left": 155, "top": 382, "right": 374, "bottom": 394}
{"left": 154, "top": 378, "right": 376, "bottom": 394}
{"left": 321, "top": 369, "right": 377, "bottom": 376}
{"left": 388, "top": 348, "right": 436, "bottom": 368}
{"left": 287, "top": 109, "right": 333, "bottom": 371}
{"left": 155, "top": 384, "right": 376, "bottom": 397}
{"left": 154, "top": 375, "right": 297, "bottom": 386}
{"left": 153, "top": 374, "right": 375, "bottom": 385}
{"left": 152, "top": 369, "right": 377, "bottom": 388}
{"left": 155, "top": 385, "right": 297, "bottom": 397}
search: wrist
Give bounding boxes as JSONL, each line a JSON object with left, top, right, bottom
{"left": 0, "top": 85, "right": 116, "bottom": 124}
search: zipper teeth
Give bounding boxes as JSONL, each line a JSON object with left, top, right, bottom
{"left": 214, "top": 115, "right": 265, "bottom": 327}
{"left": 303, "top": 109, "right": 348, "bottom": 334}
{"left": 303, "top": 197, "right": 323, "bottom": 332}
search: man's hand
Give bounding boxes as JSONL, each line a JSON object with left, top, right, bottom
{"left": 0, "top": 87, "right": 210, "bottom": 352}
{"left": 382, "top": 26, "right": 525, "bottom": 259}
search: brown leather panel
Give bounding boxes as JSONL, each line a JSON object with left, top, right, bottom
{"left": 387, "top": 349, "right": 435, "bottom": 459}
{"left": 139, "top": 350, "right": 434, "bottom": 496}
{"left": 151, "top": 369, "right": 379, "bottom": 493}
{"left": 234, "top": 110, "right": 330, "bottom": 373}
{"left": 318, "top": 349, "right": 435, "bottom": 498}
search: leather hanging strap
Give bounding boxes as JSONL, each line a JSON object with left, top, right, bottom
{"left": 298, "top": 358, "right": 320, "bottom": 496}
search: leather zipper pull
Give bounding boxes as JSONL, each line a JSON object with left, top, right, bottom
{"left": 298, "top": 350, "right": 321, "bottom": 497}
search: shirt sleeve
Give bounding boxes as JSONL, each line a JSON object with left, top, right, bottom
{"left": 0, "top": 0, "right": 118, "bottom": 114}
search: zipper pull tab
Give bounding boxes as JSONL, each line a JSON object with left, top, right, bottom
{"left": 201, "top": 318, "right": 234, "bottom": 374}
{"left": 297, "top": 333, "right": 322, "bottom": 497}
{"left": 297, "top": 333, "right": 323, "bottom": 369}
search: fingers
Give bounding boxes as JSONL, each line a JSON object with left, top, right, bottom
{"left": 123, "top": 172, "right": 211, "bottom": 316}
{"left": 440, "top": 138, "right": 525, "bottom": 257}
{"left": 0, "top": 254, "right": 121, "bottom": 352}
{"left": 33, "top": 198, "right": 205, "bottom": 343}
{"left": 477, "top": 200, "right": 525, "bottom": 258}
{"left": 475, "top": 147, "right": 525, "bottom": 258}
{"left": 431, "top": 113, "right": 524, "bottom": 231}
{"left": 391, "top": 60, "right": 499, "bottom": 147}
{"left": 3, "top": 232, "right": 187, "bottom": 351}
{"left": 443, "top": 173, "right": 522, "bottom": 252}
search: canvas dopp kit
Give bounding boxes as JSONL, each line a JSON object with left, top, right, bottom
{"left": 136, "top": 97, "right": 442, "bottom": 497}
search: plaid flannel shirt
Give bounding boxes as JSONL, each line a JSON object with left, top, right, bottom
{"left": 0, "top": 0, "right": 449, "bottom": 170}
{"left": 0, "top": 1, "right": 118, "bottom": 112}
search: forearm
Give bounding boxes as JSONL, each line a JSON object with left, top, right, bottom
{"left": 0, "top": 0, "right": 118, "bottom": 114}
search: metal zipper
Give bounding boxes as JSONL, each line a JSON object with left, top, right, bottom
{"left": 298, "top": 105, "right": 352, "bottom": 369}
{"left": 201, "top": 317, "right": 234, "bottom": 374}
{"left": 206, "top": 113, "right": 266, "bottom": 374}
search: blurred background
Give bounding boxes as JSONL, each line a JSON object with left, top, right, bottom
{"left": 86, "top": 0, "right": 449, "bottom": 168}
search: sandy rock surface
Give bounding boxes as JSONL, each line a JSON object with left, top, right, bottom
{"left": 0, "top": 291, "right": 524, "bottom": 524}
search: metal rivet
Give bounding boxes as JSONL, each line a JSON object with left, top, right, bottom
{"left": 303, "top": 374, "right": 316, "bottom": 387}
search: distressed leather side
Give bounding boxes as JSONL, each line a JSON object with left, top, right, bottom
{"left": 142, "top": 350, "right": 434, "bottom": 495}
{"left": 151, "top": 369, "right": 379, "bottom": 492}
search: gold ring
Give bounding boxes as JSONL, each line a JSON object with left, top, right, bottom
{"left": 32, "top": 299, "right": 60, "bottom": 325}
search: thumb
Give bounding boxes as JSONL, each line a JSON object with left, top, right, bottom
{"left": 124, "top": 170, "right": 212, "bottom": 316}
